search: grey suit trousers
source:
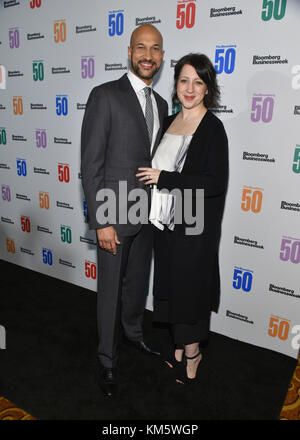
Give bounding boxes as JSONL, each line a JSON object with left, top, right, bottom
{"left": 96, "top": 224, "right": 153, "bottom": 368}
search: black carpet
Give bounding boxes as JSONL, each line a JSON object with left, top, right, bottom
{"left": 0, "top": 259, "right": 297, "bottom": 420}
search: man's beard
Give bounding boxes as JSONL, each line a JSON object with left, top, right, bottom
{"left": 130, "top": 59, "right": 159, "bottom": 80}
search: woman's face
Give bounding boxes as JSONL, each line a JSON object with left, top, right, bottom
{"left": 176, "top": 64, "right": 208, "bottom": 110}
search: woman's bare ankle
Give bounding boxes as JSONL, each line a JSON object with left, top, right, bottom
{"left": 175, "top": 347, "right": 184, "bottom": 362}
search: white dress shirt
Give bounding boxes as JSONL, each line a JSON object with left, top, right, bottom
{"left": 127, "top": 70, "right": 159, "bottom": 153}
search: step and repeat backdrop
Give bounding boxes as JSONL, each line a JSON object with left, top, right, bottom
{"left": 0, "top": 0, "right": 299, "bottom": 358}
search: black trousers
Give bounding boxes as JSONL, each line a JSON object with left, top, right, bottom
{"left": 96, "top": 224, "right": 153, "bottom": 368}
{"left": 171, "top": 318, "right": 210, "bottom": 346}
{"left": 153, "top": 225, "right": 211, "bottom": 347}
{"left": 154, "top": 298, "right": 210, "bottom": 346}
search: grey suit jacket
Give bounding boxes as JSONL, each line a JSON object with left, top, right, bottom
{"left": 81, "top": 73, "right": 168, "bottom": 236}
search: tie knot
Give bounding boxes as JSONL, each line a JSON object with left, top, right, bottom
{"left": 144, "top": 87, "right": 152, "bottom": 97}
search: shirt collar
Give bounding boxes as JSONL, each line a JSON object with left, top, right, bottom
{"left": 127, "top": 70, "right": 153, "bottom": 94}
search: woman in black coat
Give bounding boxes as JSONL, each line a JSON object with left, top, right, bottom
{"left": 136, "top": 53, "right": 228, "bottom": 385}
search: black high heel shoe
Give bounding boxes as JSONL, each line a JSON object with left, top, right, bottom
{"left": 163, "top": 345, "right": 184, "bottom": 369}
{"left": 175, "top": 351, "right": 204, "bottom": 385}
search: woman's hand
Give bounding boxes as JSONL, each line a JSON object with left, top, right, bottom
{"left": 136, "top": 167, "right": 161, "bottom": 185}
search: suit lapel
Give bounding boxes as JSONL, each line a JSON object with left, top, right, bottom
{"left": 151, "top": 93, "right": 165, "bottom": 159}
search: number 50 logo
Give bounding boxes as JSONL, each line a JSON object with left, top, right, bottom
{"left": 9, "top": 27, "right": 20, "bottom": 49}
{"left": 42, "top": 248, "right": 53, "bottom": 265}
{"left": 54, "top": 20, "right": 66, "bottom": 43}
{"left": 58, "top": 163, "right": 70, "bottom": 183}
{"left": 268, "top": 315, "right": 289, "bottom": 340}
{"left": 176, "top": 0, "right": 196, "bottom": 29}
{"left": 108, "top": 11, "right": 124, "bottom": 36}
{"left": 32, "top": 60, "right": 44, "bottom": 81}
{"left": 251, "top": 95, "right": 274, "bottom": 123}
{"left": 215, "top": 46, "right": 236, "bottom": 74}
{"left": 0, "top": 128, "right": 7, "bottom": 145}
{"left": 39, "top": 191, "right": 50, "bottom": 210}
{"left": 1, "top": 185, "right": 11, "bottom": 202}
{"left": 56, "top": 95, "right": 68, "bottom": 116}
{"left": 30, "top": 0, "right": 42, "bottom": 8}
{"left": 233, "top": 267, "right": 253, "bottom": 293}
{"left": 21, "top": 215, "right": 31, "bottom": 233}
{"left": 85, "top": 260, "right": 97, "bottom": 279}
{"left": 6, "top": 238, "right": 15, "bottom": 254}
{"left": 261, "top": 0, "right": 287, "bottom": 21}
{"left": 16, "top": 159, "right": 27, "bottom": 176}
{"left": 13, "top": 96, "right": 23, "bottom": 115}
{"left": 292, "top": 145, "right": 300, "bottom": 174}
{"left": 241, "top": 186, "right": 263, "bottom": 213}
{"left": 280, "top": 236, "right": 300, "bottom": 264}
{"left": 81, "top": 57, "right": 95, "bottom": 79}
{"left": 61, "top": 225, "right": 72, "bottom": 244}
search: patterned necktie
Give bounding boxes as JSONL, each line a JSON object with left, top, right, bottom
{"left": 143, "top": 87, "right": 154, "bottom": 145}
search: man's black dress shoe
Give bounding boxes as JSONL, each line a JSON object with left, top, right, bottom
{"left": 125, "top": 339, "right": 161, "bottom": 356}
{"left": 98, "top": 366, "right": 117, "bottom": 397}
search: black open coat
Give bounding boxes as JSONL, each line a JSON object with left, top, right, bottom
{"left": 153, "top": 110, "right": 229, "bottom": 324}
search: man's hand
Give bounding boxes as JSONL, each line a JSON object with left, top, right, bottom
{"left": 97, "top": 226, "right": 121, "bottom": 255}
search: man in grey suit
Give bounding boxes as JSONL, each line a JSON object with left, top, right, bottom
{"left": 81, "top": 24, "right": 168, "bottom": 396}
